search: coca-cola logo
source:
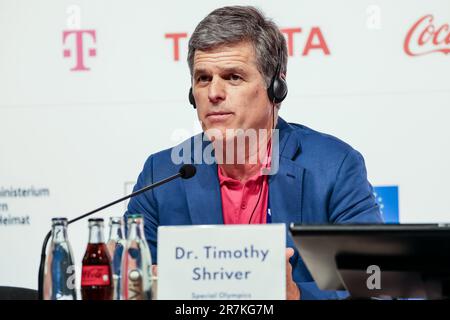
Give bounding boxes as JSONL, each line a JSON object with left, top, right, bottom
{"left": 404, "top": 14, "right": 450, "bottom": 56}
{"left": 83, "top": 268, "right": 103, "bottom": 279}
{"left": 81, "top": 265, "right": 110, "bottom": 286}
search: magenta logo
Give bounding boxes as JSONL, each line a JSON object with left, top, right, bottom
{"left": 63, "top": 30, "right": 97, "bottom": 71}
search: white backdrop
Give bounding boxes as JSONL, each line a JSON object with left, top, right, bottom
{"left": 0, "top": 0, "right": 449, "bottom": 290}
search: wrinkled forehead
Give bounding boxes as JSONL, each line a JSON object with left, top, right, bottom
{"left": 192, "top": 41, "right": 259, "bottom": 72}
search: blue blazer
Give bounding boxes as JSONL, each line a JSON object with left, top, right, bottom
{"left": 126, "top": 117, "right": 383, "bottom": 300}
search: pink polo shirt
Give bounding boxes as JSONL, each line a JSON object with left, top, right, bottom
{"left": 218, "top": 140, "right": 272, "bottom": 225}
{"left": 218, "top": 166, "right": 269, "bottom": 224}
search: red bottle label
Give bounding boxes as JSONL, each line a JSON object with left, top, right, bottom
{"left": 81, "top": 266, "right": 111, "bottom": 286}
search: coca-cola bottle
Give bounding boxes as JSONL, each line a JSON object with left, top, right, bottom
{"left": 121, "top": 214, "right": 152, "bottom": 300}
{"left": 44, "top": 217, "right": 77, "bottom": 300}
{"left": 81, "top": 218, "right": 113, "bottom": 300}
{"left": 106, "top": 217, "right": 126, "bottom": 300}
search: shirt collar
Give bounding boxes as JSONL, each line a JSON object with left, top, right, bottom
{"left": 217, "top": 140, "right": 272, "bottom": 187}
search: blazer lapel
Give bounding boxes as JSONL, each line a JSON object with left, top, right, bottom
{"left": 182, "top": 135, "right": 224, "bottom": 225}
{"left": 269, "top": 158, "right": 304, "bottom": 224}
{"left": 269, "top": 118, "right": 304, "bottom": 224}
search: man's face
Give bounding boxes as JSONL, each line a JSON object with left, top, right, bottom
{"left": 192, "top": 41, "right": 273, "bottom": 141}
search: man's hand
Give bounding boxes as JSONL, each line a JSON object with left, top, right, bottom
{"left": 286, "top": 247, "right": 301, "bottom": 300}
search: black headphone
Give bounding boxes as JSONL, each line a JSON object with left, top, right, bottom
{"left": 188, "top": 48, "right": 288, "bottom": 109}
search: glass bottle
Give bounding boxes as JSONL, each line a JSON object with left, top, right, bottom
{"left": 44, "top": 217, "right": 77, "bottom": 300}
{"left": 121, "top": 214, "right": 152, "bottom": 300}
{"left": 81, "top": 218, "right": 113, "bottom": 300}
{"left": 106, "top": 217, "right": 126, "bottom": 300}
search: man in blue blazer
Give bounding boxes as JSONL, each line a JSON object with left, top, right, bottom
{"left": 126, "top": 6, "right": 383, "bottom": 300}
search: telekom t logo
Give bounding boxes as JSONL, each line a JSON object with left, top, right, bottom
{"left": 62, "top": 30, "right": 97, "bottom": 71}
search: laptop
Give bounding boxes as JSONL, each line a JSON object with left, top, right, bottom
{"left": 289, "top": 223, "right": 450, "bottom": 299}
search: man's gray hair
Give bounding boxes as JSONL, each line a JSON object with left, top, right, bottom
{"left": 187, "top": 6, "right": 287, "bottom": 87}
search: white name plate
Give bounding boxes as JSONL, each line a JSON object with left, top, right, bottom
{"left": 157, "top": 224, "right": 286, "bottom": 300}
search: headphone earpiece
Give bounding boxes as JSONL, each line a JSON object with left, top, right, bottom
{"left": 188, "top": 87, "right": 196, "bottom": 109}
{"left": 267, "top": 48, "right": 288, "bottom": 104}
{"left": 267, "top": 75, "right": 288, "bottom": 104}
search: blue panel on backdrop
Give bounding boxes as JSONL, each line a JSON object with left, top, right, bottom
{"left": 373, "top": 186, "right": 399, "bottom": 223}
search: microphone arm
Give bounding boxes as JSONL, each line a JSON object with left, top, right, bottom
{"left": 37, "top": 164, "right": 195, "bottom": 300}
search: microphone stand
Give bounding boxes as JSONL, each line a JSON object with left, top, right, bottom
{"left": 37, "top": 169, "right": 188, "bottom": 300}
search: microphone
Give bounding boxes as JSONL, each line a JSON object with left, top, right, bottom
{"left": 37, "top": 164, "right": 196, "bottom": 300}
{"left": 179, "top": 163, "right": 196, "bottom": 179}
